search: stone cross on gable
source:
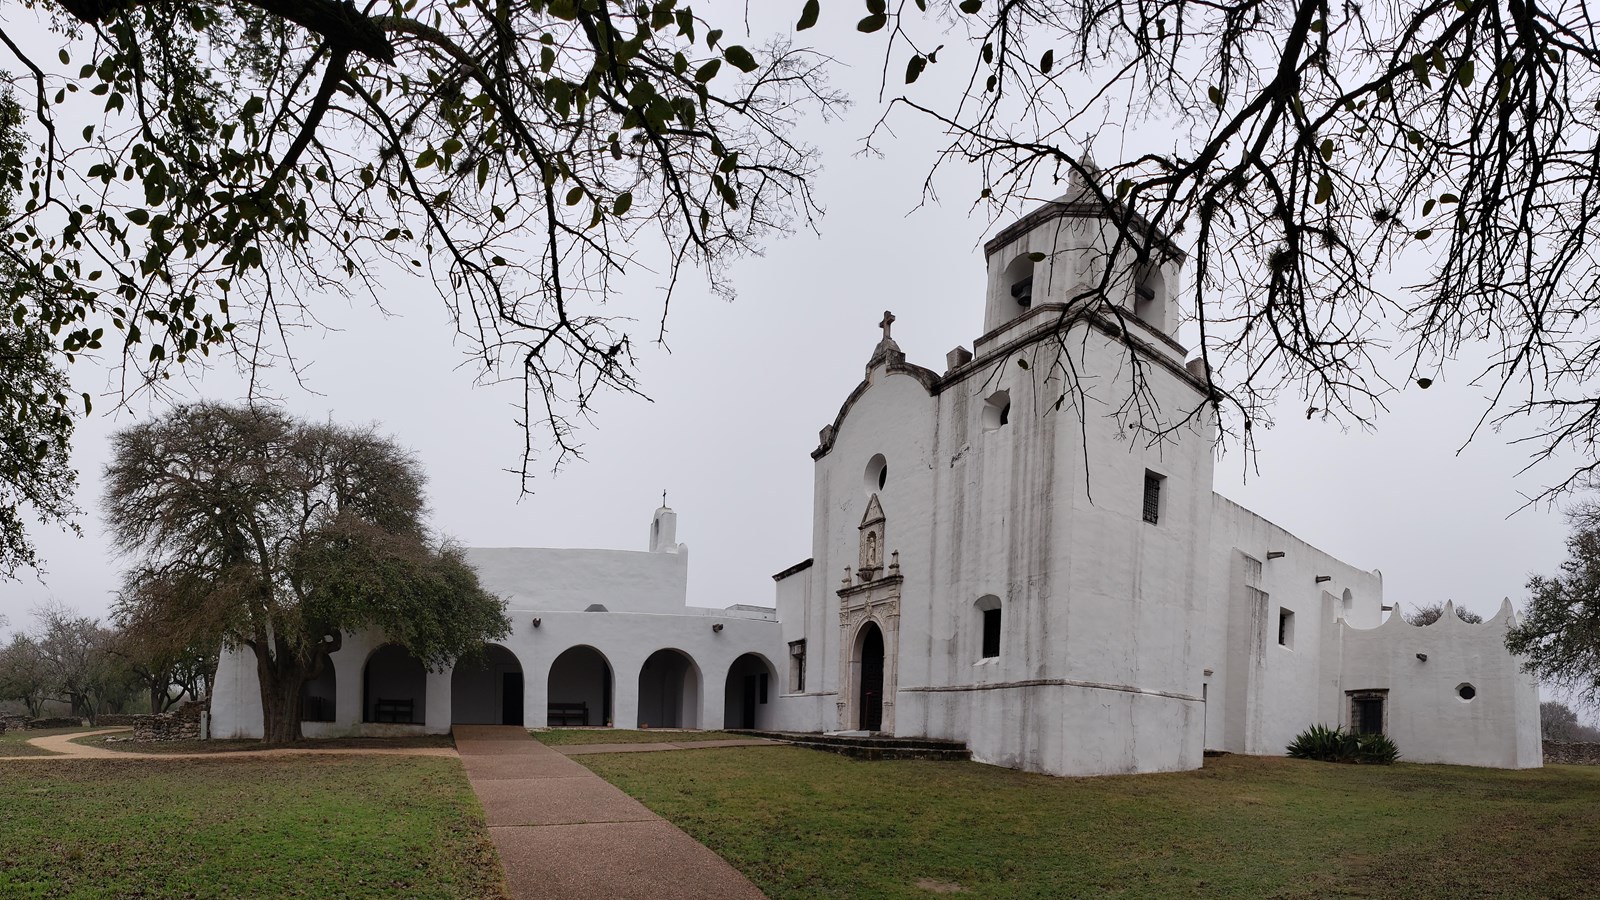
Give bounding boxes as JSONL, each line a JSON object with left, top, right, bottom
{"left": 879, "top": 310, "right": 896, "bottom": 341}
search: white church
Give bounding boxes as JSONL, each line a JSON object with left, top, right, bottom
{"left": 212, "top": 183, "right": 1543, "bottom": 776}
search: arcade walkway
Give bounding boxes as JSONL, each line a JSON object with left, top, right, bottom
{"left": 452, "top": 726, "right": 765, "bottom": 899}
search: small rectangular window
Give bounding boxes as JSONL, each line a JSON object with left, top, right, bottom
{"left": 1278, "top": 608, "right": 1295, "bottom": 648}
{"left": 1349, "top": 691, "right": 1387, "bottom": 735}
{"left": 788, "top": 639, "right": 807, "bottom": 693}
{"left": 981, "top": 608, "right": 1001, "bottom": 659}
{"left": 1142, "top": 471, "right": 1164, "bottom": 524}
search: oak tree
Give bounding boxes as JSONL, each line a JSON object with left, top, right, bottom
{"left": 1509, "top": 502, "right": 1600, "bottom": 706}
{"left": 104, "top": 402, "right": 509, "bottom": 742}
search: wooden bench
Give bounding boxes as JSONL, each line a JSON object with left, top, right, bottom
{"left": 547, "top": 701, "right": 589, "bottom": 726}
{"left": 373, "top": 698, "right": 414, "bottom": 724}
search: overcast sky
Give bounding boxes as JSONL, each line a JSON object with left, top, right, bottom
{"left": 0, "top": 4, "right": 1579, "bottom": 698}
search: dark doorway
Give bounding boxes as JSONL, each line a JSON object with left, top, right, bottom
{"left": 741, "top": 676, "right": 758, "bottom": 729}
{"left": 722, "top": 653, "right": 776, "bottom": 730}
{"left": 859, "top": 622, "right": 884, "bottom": 731}
{"left": 502, "top": 672, "right": 524, "bottom": 726}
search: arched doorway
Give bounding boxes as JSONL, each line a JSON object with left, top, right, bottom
{"left": 450, "top": 644, "right": 524, "bottom": 726}
{"left": 547, "top": 645, "right": 613, "bottom": 727}
{"left": 363, "top": 644, "right": 426, "bottom": 724}
{"left": 300, "top": 659, "right": 337, "bottom": 723}
{"left": 723, "top": 653, "right": 777, "bottom": 729}
{"left": 637, "top": 648, "right": 701, "bottom": 729}
{"left": 856, "top": 622, "right": 885, "bottom": 731}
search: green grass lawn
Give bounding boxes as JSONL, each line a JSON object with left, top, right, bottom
{"left": 0, "top": 726, "right": 101, "bottom": 758}
{"left": 0, "top": 755, "right": 505, "bottom": 898}
{"left": 582, "top": 748, "right": 1600, "bottom": 899}
{"left": 69, "top": 733, "right": 455, "bottom": 754}
{"left": 530, "top": 728, "right": 748, "bottom": 746}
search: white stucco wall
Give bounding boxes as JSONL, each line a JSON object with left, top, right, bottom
{"left": 465, "top": 545, "right": 689, "bottom": 614}
{"left": 212, "top": 506, "right": 794, "bottom": 740}
{"left": 1338, "top": 600, "right": 1542, "bottom": 768}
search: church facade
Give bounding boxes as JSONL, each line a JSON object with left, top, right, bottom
{"left": 211, "top": 188, "right": 1542, "bottom": 776}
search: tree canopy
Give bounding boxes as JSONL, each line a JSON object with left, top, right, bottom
{"left": 0, "top": 87, "right": 78, "bottom": 580}
{"left": 1509, "top": 502, "right": 1600, "bottom": 706}
{"left": 104, "top": 402, "right": 508, "bottom": 741}
{"left": 1540, "top": 700, "right": 1600, "bottom": 742}
{"left": 860, "top": 0, "right": 1600, "bottom": 495}
{"left": 0, "top": 0, "right": 838, "bottom": 491}
{"left": 1404, "top": 601, "right": 1483, "bottom": 626}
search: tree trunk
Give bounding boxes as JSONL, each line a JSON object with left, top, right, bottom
{"left": 254, "top": 645, "right": 307, "bottom": 744}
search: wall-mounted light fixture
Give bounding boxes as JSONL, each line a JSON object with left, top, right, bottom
{"left": 1267, "top": 551, "right": 1286, "bottom": 560}
{"left": 1416, "top": 653, "right": 1428, "bottom": 662}
{"left": 531, "top": 617, "right": 542, "bottom": 628}
{"left": 712, "top": 623, "right": 724, "bottom": 633}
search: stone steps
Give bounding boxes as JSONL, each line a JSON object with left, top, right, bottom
{"left": 729, "top": 729, "right": 971, "bottom": 762}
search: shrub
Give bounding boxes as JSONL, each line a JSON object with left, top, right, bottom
{"left": 1285, "top": 725, "right": 1399, "bottom": 765}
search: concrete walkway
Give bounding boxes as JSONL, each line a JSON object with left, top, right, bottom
{"left": 453, "top": 725, "right": 765, "bottom": 900}
{"left": 553, "top": 738, "right": 777, "bottom": 756}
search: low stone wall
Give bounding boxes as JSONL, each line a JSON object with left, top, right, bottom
{"left": 94, "top": 714, "right": 150, "bottom": 727}
{"left": 1543, "top": 740, "right": 1600, "bottom": 765}
{"left": 132, "top": 702, "right": 204, "bottom": 742}
{"left": 1, "top": 715, "right": 31, "bottom": 731}
{"left": 27, "top": 716, "right": 87, "bottom": 729}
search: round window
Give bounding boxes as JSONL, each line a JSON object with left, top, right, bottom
{"left": 1457, "top": 683, "right": 1476, "bottom": 701}
{"left": 864, "top": 453, "right": 888, "bottom": 494}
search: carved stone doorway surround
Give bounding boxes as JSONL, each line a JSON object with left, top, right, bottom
{"left": 838, "top": 577, "right": 900, "bottom": 733}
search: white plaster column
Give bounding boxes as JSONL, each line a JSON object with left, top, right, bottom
{"left": 331, "top": 645, "right": 363, "bottom": 734}
{"left": 698, "top": 663, "right": 724, "bottom": 731}
{"left": 425, "top": 669, "right": 453, "bottom": 734}
{"left": 613, "top": 669, "right": 640, "bottom": 730}
{"left": 525, "top": 658, "right": 549, "bottom": 729}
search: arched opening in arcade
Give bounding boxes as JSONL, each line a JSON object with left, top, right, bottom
{"left": 547, "top": 645, "right": 613, "bottom": 727}
{"left": 363, "top": 644, "right": 426, "bottom": 725}
{"left": 300, "top": 659, "right": 337, "bottom": 723}
{"left": 450, "top": 644, "right": 525, "bottom": 726}
{"left": 723, "top": 653, "right": 777, "bottom": 730}
{"left": 637, "top": 648, "right": 701, "bottom": 729}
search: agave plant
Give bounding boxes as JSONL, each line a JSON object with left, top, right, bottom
{"left": 1286, "top": 725, "right": 1399, "bottom": 765}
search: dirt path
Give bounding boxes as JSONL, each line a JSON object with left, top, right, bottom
{"left": 0, "top": 728, "right": 457, "bottom": 761}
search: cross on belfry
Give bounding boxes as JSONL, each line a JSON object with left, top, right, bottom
{"left": 662, "top": 489, "right": 668, "bottom": 507}
{"left": 879, "top": 310, "right": 896, "bottom": 341}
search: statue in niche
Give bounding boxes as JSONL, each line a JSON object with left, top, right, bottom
{"left": 857, "top": 493, "right": 888, "bottom": 581}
